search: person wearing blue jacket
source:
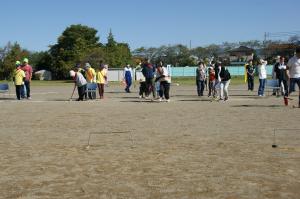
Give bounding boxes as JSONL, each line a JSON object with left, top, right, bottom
{"left": 142, "top": 59, "right": 156, "bottom": 99}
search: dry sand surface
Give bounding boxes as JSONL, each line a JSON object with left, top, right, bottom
{"left": 0, "top": 84, "right": 299, "bottom": 199}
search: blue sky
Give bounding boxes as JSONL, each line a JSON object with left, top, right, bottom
{"left": 1, "top": 0, "right": 299, "bottom": 51}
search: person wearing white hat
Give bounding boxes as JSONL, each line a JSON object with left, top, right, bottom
{"left": 123, "top": 64, "right": 133, "bottom": 93}
{"left": 69, "top": 68, "right": 87, "bottom": 101}
{"left": 257, "top": 59, "right": 268, "bottom": 96}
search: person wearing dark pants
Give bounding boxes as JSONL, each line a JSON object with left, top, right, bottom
{"left": 208, "top": 66, "right": 216, "bottom": 97}
{"left": 69, "top": 69, "right": 87, "bottom": 101}
{"left": 247, "top": 75, "right": 254, "bottom": 91}
{"left": 156, "top": 62, "right": 171, "bottom": 102}
{"left": 13, "top": 61, "right": 26, "bottom": 100}
{"left": 77, "top": 84, "right": 87, "bottom": 101}
{"left": 20, "top": 84, "right": 26, "bottom": 99}
{"left": 246, "top": 60, "right": 255, "bottom": 91}
{"left": 274, "top": 56, "right": 288, "bottom": 97}
{"left": 257, "top": 59, "right": 267, "bottom": 96}
{"left": 196, "top": 80, "right": 205, "bottom": 96}
{"left": 97, "top": 84, "right": 104, "bottom": 99}
{"left": 159, "top": 81, "right": 170, "bottom": 101}
{"left": 196, "top": 62, "right": 206, "bottom": 96}
{"left": 21, "top": 58, "right": 33, "bottom": 99}
{"left": 145, "top": 78, "right": 156, "bottom": 98}
{"left": 139, "top": 81, "right": 147, "bottom": 98}
{"left": 287, "top": 47, "right": 300, "bottom": 107}
{"left": 142, "top": 59, "right": 156, "bottom": 99}
{"left": 15, "top": 85, "right": 23, "bottom": 100}
{"left": 24, "top": 80, "right": 31, "bottom": 98}
{"left": 96, "top": 64, "right": 107, "bottom": 99}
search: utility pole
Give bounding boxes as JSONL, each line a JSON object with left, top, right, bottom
{"left": 189, "top": 40, "right": 192, "bottom": 50}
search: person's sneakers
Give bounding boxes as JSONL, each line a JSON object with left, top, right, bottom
{"left": 258, "top": 95, "right": 263, "bottom": 97}
{"left": 166, "top": 99, "right": 170, "bottom": 102}
{"left": 158, "top": 97, "right": 163, "bottom": 102}
{"left": 27, "top": 97, "right": 31, "bottom": 100}
{"left": 139, "top": 95, "right": 142, "bottom": 99}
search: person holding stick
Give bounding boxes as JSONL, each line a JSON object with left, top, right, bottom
{"left": 69, "top": 68, "right": 87, "bottom": 101}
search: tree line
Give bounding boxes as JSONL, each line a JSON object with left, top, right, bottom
{"left": 0, "top": 24, "right": 132, "bottom": 80}
{"left": 1, "top": 24, "right": 299, "bottom": 80}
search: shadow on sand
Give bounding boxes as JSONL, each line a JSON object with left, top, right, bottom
{"left": 231, "top": 104, "right": 283, "bottom": 108}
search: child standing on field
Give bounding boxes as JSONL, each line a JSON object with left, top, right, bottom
{"left": 96, "top": 64, "right": 107, "bottom": 99}
{"left": 13, "top": 61, "right": 26, "bottom": 100}
{"left": 208, "top": 66, "right": 216, "bottom": 97}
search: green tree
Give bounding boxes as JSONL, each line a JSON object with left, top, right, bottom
{"left": 49, "top": 24, "right": 101, "bottom": 79}
{"left": 82, "top": 47, "right": 106, "bottom": 68}
{"left": 29, "top": 51, "right": 52, "bottom": 71}
{"left": 0, "top": 42, "right": 29, "bottom": 80}
{"left": 104, "top": 30, "right": 132, "bottom": 67}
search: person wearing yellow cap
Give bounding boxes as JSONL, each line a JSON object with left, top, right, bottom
{"left": 13, "top": 61, "right": 26, "bottom": 100}
{"left": 21, "top": 58, "right": 33, "bottom": 99}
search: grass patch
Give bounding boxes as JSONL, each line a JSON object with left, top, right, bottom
{"left": 1, "top": 76, "right": 261, "bottom": 87}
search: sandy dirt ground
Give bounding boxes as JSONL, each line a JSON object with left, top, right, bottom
{"left": 0, "top": 83, "right": 299, "bottom": 199}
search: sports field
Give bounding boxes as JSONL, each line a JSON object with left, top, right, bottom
{"left": 0, "top": 82, "right": 299, "bottom": 199}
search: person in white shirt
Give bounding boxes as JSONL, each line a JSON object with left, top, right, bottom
{"left": 155, "top": 62, "right": 171, "bottom": 102}
{"left": 257, "top": 59, "right": 267, "bottom": 96}
{"left": 69, "top": 69, "right": 87, "bottom": 101}
{"left": 287, "top": 47, "right": 300, "bottom": 107}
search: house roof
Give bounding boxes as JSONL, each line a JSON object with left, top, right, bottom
{"left": 228, "top": 46, "right": 254, "bottom": 54}
{"left": 264, "top": 43, "right": 298, "bottom": 50}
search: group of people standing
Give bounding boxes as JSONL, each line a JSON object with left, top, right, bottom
{"left": 69, "top": 63, "right": 107, "bottom": 101}
{"left": 135, "top": 59, "right": 171, "bottom": 102}
{"left": 12, "top": 48, "right": 300, "bottom": 107}
{"left": 13, "top": 58, "right": 33, "bottom": 100}
{"left": 245, "top": 47, "right": 300, "bottom": 107}
{"left": 245, "top": 59, "right": 269, "bottom": 97}
{"left": 196, "top": 61, "right": 232, "bottom": 101}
